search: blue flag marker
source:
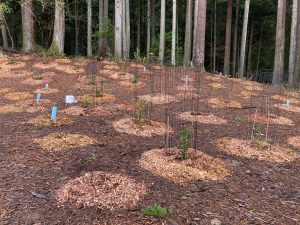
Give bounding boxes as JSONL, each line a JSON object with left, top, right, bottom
{"left": 36, "top": 93, "right": 41, "bottom": 104}
{"left": 51, "top": 106, "right": 57, "bottom": 122}
{"left": 45, "top": 83, "right": 49, "bottom": 90}
{"left": 286, "top": 100, "right": 290, "bottom": 108}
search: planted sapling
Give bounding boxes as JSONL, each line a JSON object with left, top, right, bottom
{"left": 33, "top": 71, "right": 42, "bottom": 80}
{"left": 136, "top": 100, "right": 148, "bottom": 124}
{"left": 83, "top": 98, "right": 93, "bottom": 108}
{"left": 177, "top": 128, "right": 192, "bottom": 160}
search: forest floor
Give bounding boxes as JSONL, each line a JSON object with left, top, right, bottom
{"left": 0, "top": 53, "right": 299, "bottom": 225}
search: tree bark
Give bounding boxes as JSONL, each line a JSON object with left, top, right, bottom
{"left": 0, "top": 9, "right": 8, "bottom": 49}
{"left": 98, "top": 0, "right": 108, "bottom": 57}
{"left": 193, "top": 0, "right": 207, "bottom": 71}
{"left": 247, "top": 22, "right": 254, "bottom": 78}
{"left": 213, "top": 0, "right": 216, "bottom": 73}
{"left": 171, "top": 0, "right": 176, "bottom": 65}
{"left": 232, "top": 0, "right": 239, "bottom": 76}
{"left": 193, "top": 0, "right": 199, "bottom": 60}
{"left": 136, "top": 0, "right": 141, "bottom": 56}
{"left": 114, "top": 0, "right": 122, "bottom": 58}
{"left": 238, "top": 0, "right": 250, "bottom": 78}
{"left": 74, "top": 0, "right": 79, "bottom": 55}
{"left": 151, "top": 0, "right": 156, "bottom": 49}
{"left": 159, "top": 0, "right": 166, "bottom": 63}
{"left": 288, "top": 0, "right": 298, "bottom": 88}
{"left": 293, "top": 1, "right": 300, "bottom": 88}
{"left": 49, "top": 0, "right": 65, "bottom": 54}
{"left": 87, "top": 0, "right": 92, "bottom": 57}
{"left": 125, "top": 0, "right": 130, "bottom": 60}
{"left": 223, "top": 0, "right": 232, "bottom": 75}
{"left": 21, "top": 0, "right": 34, "bottom": 52}
{"left": 273, "top": 0, "right": 286, "bottom": 86}
{"left": 147, "top": 0, "right": 151, "bottom": 59}
{"left": 184, "top": 0, "right": 192, "bottom": 66}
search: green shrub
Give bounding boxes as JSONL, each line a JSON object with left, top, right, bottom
{"left": 141, "top": 204, "right": 169, "bottom": 218}
{"left": 83, "top": 98, "right": 93, "bottom": 108}
{"left": 136, "top": 100, "right": 148, "bottom": 124}
{"left": 33, "top": 72, "right": 42, "bottom": 80}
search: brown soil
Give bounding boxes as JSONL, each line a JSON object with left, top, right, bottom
{"left": 177, "top": 111, "right": 227, "bottom": 124}
{"left": 208, "top": 97, "right": 242, "bottom": 108}
{"left": 110, "top": 72, "right": 134, "bottom": 80}
{"left": 139, "top": 94, "right": 179, "bottom": 105}
{"left": 1, "top": 54, "right": 299, "bottom": 225}
{"left": 288, "top": 136, "right": 300, "bottom": 149}
{"left": 4, "top": 92, "right": 33, "bottom": 101}
{"left": 23, "top": 115, "right": 73, "bottom": 126}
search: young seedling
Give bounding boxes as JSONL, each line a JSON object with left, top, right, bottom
{"left": 131, "top": 76, "right": 138, "bottom": 84}
{"left": 83, "top": 98, "right": 93, "bottom": 108}
{"left": 87, "top": 75, "right": 96, "bottom": 85}
{"left": 141, "top": 204, "right": 169, "bottom": 218}
{"left": 177, "top": 128, "right": 192, "bottom": 160}
{"left": 136, "top": 100, "right": 148, "bottom": 124}
{"left": 95, "top": 85, "right": 103, "bottom": 97}
{"left": 251, "top": 128, "right": 269, "bottom": 149}
{"left": 33, "top": 71, "right": 42, "bottom": 80}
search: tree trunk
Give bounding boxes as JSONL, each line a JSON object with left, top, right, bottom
{"left": 273, "top": 0, "right": 286, "bottom": 86}
{"left": 183, "top": 0, "right": 192, "bottom": 66}
{"left": 147, "top": 0, "right": 151, "bottom": 59}
{"left": 87, "top": 0, "right": 92, "bottom": 57}
{"left": 151, "top": 0, "right": 156, "bottom": 49}
{"left": 171, "top": 0, "right": 176, "bottom": 65}
{"left": 0, "top": 9, "right": 8, "bottom": 49}
{"left": 98, "top": 0, "right": 108, "bottom": 57}
{"left": 74, "top": 0, "right": 79, "bottom": 55}
{"left": 223, "top": 0, "right": 232, "bottom": 75}
{"left": 193, "top": 0, "right": 207, "bottom": 71}
{"left": 114, "top": 0, "right": 122, "bottom": 58}
{"left": 238, "top": 0, "right": 250, "bottom": 78}
{"left": 247, "top": 22, "right": 254, "bottom": 78}
{"left": 213, "top": 0, "right": 216, "bottom": 73}
{"left": 232, "top": 0, "right": 239, "bottom": 76}
{"left": 293, "top": 1, "right": 300, "bottom": 88}
{"left": 49, "top": 0, "right": 65, "bottom": 54}
{"left": 159, "top": 0, "right": 166, "bottom": 63}
{"left": 288, "top": 0, "right": 298, "bottom": 88}
{"left": 125, "top": 0, "right": 130, "bottom": 60}
{"left": 193, "top": 0, "right": 199, "bottom": 60}
{"left": 136, "top": 0, "right": 141, "bottom": 56}
{"left": 21, "top": 0, "right": 34, "bottom": 52}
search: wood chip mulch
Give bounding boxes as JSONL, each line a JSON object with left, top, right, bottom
{"left": 215, "top": 137, "right": 299, "bottom": 163}
{"left": 177, "top": 111, "right": 227, "bottom": 124}
{"left": 0, "top": 88, "right": 10, "bottom": 95}
{"left": 118, "top": 80, "right": 146, "bottom": 89}
{"left": 56, "top": 171, "right": 147, "bottom": 210}
{"left": 61, "top": 106, "right": 112, "bottom": 116}
{"left": 271, "top": 95, "right": 299, "bottom": 104}
{"left": 77, "top": 94, "right": 116, "bottom": 105}
{"left": 273, "top": 103, "right": 300, "bottom": 113}
{"left": 139, "top": 148, "right": 230, "bottom": 184}
{"left": 34, "top": 88, "right": 59, "bottom": 94}
{"left": 240, "top": 91, "right": 258, "bottom": 99}
{"left": 247, "top": 113, "right": 294, "bottom": 126}
{"left": 33, "top": 132, "right": 98, "bottom": 151}
{"left": 288, "top": 136, "right": 300, "bottom": 149}
{"left": 23, "top": 115, "right": 73, "bottom": 126}
{"left": 208, "top": 83, "right": 226, "bottom": 89}
{"left": 21, "top": 77, "right": 53, "bottom": 86}
{"left": 139, "top": 94, "right": 179, "bottom": 105}
{"left": 4, "top": 92, "right": 33, "bottom": 101}
{"left": 208, "top": 97, "right": 242, "bottom": 108}
{"left": 104, "top": 65, "right": 120, "bottom": 70}
{"left": 113, "top": 118, "right": 172, "bottom": 137}
{"left": 109, "top": 72, "right": 134, "bottom": 80}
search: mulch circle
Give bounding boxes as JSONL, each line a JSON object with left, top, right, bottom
{"left": 247, "top": 113, "right": 294, "bottom": 126}
{"left": 77, "top": 94, "right": 116, "bottom": 105}
{"left": 21, "top": 77, "right": 53, "bottom": 86}
{"left": 272, "top": 95, "right": 299, "bottom": 104}
{"left": 208, "top": 98, "right": 242, "bottom": 108}
{"left": 61, "top": 106, "right": 112, "bottom": 116}
{"left": 33, "top": 132, "right": 98, "bottom": 151}
{"left": 4, "top": 92, "right": 33, "bottom": 101}
{"left": 177, "top": 111, "right": 227, "bottom": 124}
{"left": 273, "top": 103, "right": 300, "bottom": 113}
{"left": 110, "top": 72, "right": 134, "bottom": 80}
{"left": 139, "top": 148, "right": 230, "bottom": 185}
{"left": 138, "top": 94, "right": 179, "bottom": 105}
{"left": 112, "top": 118, "right": 172, "bottom": 137}
{"left": 23, "top": 115, "right": 73, "bottom": 126}
{"left": 288, "top": 136, "right": 300, "bottom": 149}
{"left": 118, "top": 80, "right": 146, "bottom": 89}
{"left": 56, "top": 171, "right": 147, "bottom": 211}
{"left": 215, "top": 137, "right": 299, "bottom": 163}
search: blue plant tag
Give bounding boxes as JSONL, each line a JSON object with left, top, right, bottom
{"left": 286, "top": 100, "right": 290, "bottom": 108}
{"left": 51, "top": 106, "right": 57, "bottom": 121}
{"left": 45, "top": 83, "right": 49, "bottom": 90}
{"left": 36, "top": 93, "right": 41, "bottom": 104}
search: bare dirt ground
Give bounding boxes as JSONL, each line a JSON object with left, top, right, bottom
{"left": 0, "top": 53, "right": 299, "bottom": 225}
